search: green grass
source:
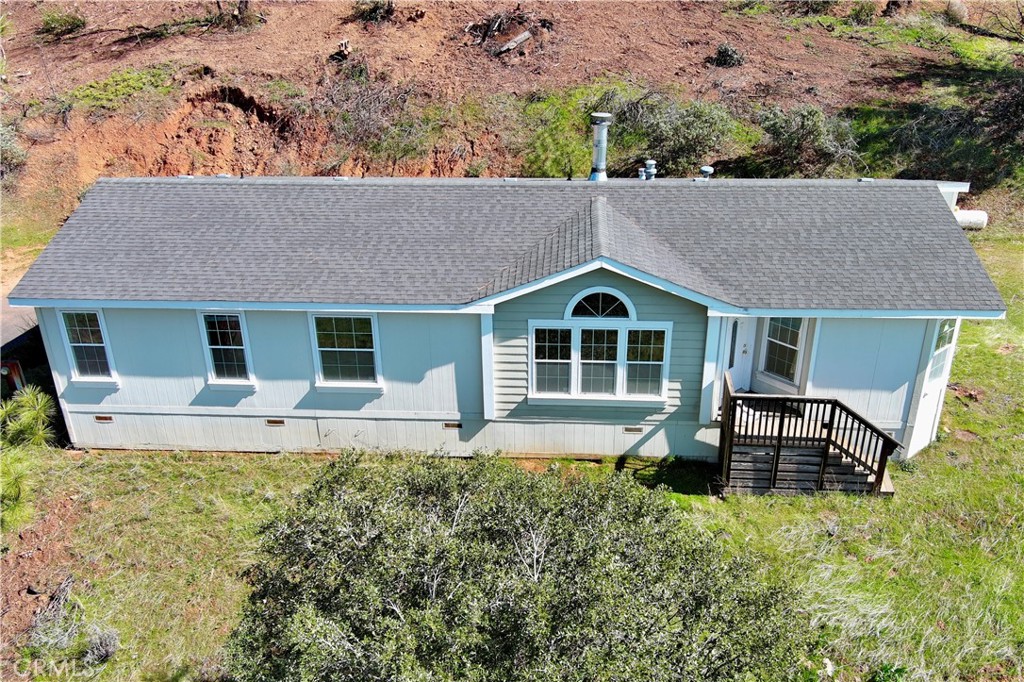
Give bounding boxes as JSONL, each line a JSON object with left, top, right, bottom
{"left": 18, "top": 452, "right": 327, "bottom": 680}
{"left": 789, "top": 12, "right": 1024, "bottom": 70}
{"left": 67, "top": 65, "right": 176, "bottom": 112}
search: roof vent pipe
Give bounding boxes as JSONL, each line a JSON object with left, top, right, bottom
{"left": 638, "top": 167, "right": 647, "bottom": 180}
{"left": 700, "top": 165, "right": 714, "bottom": 179}
{"left": 644, "top": 159, "right": 657, "bottom": 181}
{"left": 588, "top": 112, "right": 612, "bottom": 181}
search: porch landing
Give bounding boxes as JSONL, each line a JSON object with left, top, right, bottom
{"left": 719, "top": 373, "right": 901, "bottom": 496}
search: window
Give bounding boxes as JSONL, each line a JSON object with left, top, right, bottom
{"left": 580, "top": 329, "right": 618, "bottom": 393}
{"left": 531, "top": 288, "right": 671, "bottom": 400}
{"left": 202, "top": 313, "right": 251, "bottom": 381}
{"left": 626, "top": 329, "right": 666, "bottom": 395}
{"left": 312, "top": 316, "right": 379, "bottom": 384}
{"left": 533, "top": 328, "right": 572, "bottom": 394}
{"left": 762, "top": 317, "right": 803, "bottom": 383}
{"left": 935, "top": 319, "right": 956, "bottom": 351}
{"left": 61, "top": 311, "right": 113, "bottom": 378}
{"left": 571, "top": 291, "right": 630, "bottom": 318}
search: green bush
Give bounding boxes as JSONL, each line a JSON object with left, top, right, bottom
{"left": 713, "top": 43, "right": 746, "bottom": 67}
{"left": 68, "top": 64, "right": 175, "bottom": 111}
{"left": 848, "top": 0, "right": 877, "bottom": 25}
{"left": 227, "top": 453, "right": 813, "bottom": 681}
{"left": 38, "top": 7, "right": 86, "bottom": 37}
{"left": 0, "top": 123, "right": 28, "bottom": 179}
{"left": 353, "top": 0, "right": 394, "bottom": 23}
{"left": 643, "top": 100, "right": 737, "bottom": 176}
{"left": 1, "top": 385, "right": 56, "bottom": 448}
{"left": 758, "top": 104, "right": 859, "bottom": 175}
{"left": 1, "top": 446, "right": 34, "bottom": 534}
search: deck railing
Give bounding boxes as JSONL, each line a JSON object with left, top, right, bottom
{"left": 719, "top": 373, "right": 901, "bottom": 493}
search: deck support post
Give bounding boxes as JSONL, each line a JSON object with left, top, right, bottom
{"left": 818, "top": 400, "right": 836, "bottom": 490}
{"left": 769, "top": 401, "right": 786, "bottom": 489}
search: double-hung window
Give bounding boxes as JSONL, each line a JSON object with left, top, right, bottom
{"left": 60, "top": 311, "right": 114, "bottom": 380}
{"left": 311, "top": 315, "right": 381, "bottom": 386}
{"left": 530, "top": 288, "right": 671, "bottom": 400}
{"left": 761, "top": 317, "right": 803, "bottom": 383}
{"left": 201, "top": 313, "right": 252, "bottom": 383}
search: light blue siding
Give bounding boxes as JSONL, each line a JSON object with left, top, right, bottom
{"left": 810, "top": 318, "right": 928, "bottom": 434}
{"left": 491, "top": 269, "right": 708, "bottom": 422}
{"left": 45, "top": 309, "right": 483, "bottom": 415}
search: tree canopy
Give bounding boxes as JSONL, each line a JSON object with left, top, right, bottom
{"left": 227, "top": 453, "right": 812, "bottom": 681}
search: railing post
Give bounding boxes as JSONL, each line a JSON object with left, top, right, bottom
{"left": 874, "top": 440, "right": 896, "bottom": 493}
{"left": 770, "top": 400, "right": 786, "bottom": 489}
{"left": 818, "top": 400, "right": 836, "bottom": 491}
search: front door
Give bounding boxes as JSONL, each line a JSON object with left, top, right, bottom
{"left": 727, "top": 318, "right": 756, "bottom": 391}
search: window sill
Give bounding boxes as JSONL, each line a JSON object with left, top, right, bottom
{"left": 314, "top": 381, "right": 385, "bottom": 394}
{"left": 207, "top": 380, "right": 257, "bottom": 392}
{"left": 69, "top": 377, "right": 119, "bottom": 389}
{"left": 756, "top": 370, "right": 799, "bottom": 389}
{"left": 527, "top": 394, "right": 667, "bottom": 408}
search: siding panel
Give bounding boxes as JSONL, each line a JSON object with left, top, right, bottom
{"left": 492, "top": 269, "right": 708, "bottom": 423}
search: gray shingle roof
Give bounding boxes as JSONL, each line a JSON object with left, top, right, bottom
{"left": 10, "top": 176, "right": 1005, "bottom": 312}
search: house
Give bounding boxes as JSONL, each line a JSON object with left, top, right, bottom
{"left": 8, "top": 121, "right": 1005, "bottom": 493}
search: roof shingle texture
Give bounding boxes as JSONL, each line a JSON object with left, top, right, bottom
{"left": 10, "top": 177, "right": 1005, "bottom": 312}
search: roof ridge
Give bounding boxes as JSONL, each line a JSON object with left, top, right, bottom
{"left": 591, "top": 195, "right": 610, "bottom": 256}
{"left": 471, "top": 198, "right": 597, "bottom": 301}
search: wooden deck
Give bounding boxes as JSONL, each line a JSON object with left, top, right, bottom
{"left": 719, "top": 373, "right": 900, "bottom": 496}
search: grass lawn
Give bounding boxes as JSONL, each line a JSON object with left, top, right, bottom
{"left": 8, "top": 228, "right": 1023, "bottom": 682}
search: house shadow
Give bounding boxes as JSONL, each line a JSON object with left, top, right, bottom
{"left": 614, "top": 455, "right": 722, "bottom": 497}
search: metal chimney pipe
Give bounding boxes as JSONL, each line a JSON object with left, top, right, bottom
{"left": 588, "top": 112, "right": 612, "bottom": 181}
{"left": 644, "top": 159, "right": 657, "bottom": 181}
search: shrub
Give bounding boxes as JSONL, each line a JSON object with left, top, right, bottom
{"left": 943, "top": 0, "right": 968, "bottom": 25}
{"left": 38, "top": 7, "right": 86, "bottom": 37}
{"left": 226, "top": 453, "right": 814, "bottom": 681}
{"left": 848, "top": 0, "right": 877, "bottom": 25}
{"left": 82, "top": 625, "right": 119, "bottom": 665}
{"left": 1, "top": 446, "right": 34, "bottom": 533}
{"left": 758, "top": 104, "right": 859, "bottom": 175}
{"left": 713, "top": 42, "right": 746, "bottom": 67}
{"left": 645, "top": 100, "right": 737, "bottom": 175}
{"left": 1, "top": 385, "right": 56, "bottom": 448}
{"left": 780, "top": 0, "right": 837, "bottom": 15}
{"left": 353, "top": 0, "right": 395, "bottom": 23}
{"left": 68, "top": 64, "right": 176, "bottom": 111}
{"left": 0, "top": 123, "right": 28, "bottom": 179}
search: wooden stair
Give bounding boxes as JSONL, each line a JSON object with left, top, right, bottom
{"left": 718, "top": 372, "right": 900, "bottom": 496}
{"left": 724, "top": 446, "right": 889, "bottom": 495}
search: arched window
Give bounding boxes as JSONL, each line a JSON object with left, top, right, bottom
{"left": 529, "top": 286, "right": 670, "bottom": 400}
{"left": 565, "top": 287, "right": 636, "bottom": 320}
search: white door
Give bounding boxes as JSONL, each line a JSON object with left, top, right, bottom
{"left": 727, "top": 318, "right": 756, "bottom": 391}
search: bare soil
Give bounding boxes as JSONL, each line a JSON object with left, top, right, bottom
{"left": 0, "top": 495, "right": 81, "bottom": 675}
{"left": 0, "top": 0, "right": 943, "bottom": 204}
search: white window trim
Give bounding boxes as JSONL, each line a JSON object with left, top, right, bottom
{"left": 527, "top": 319, "right": 673, "bottom": 403}
{"left": 56, "top": 308, "right": 119, "bottom": 387}
{"left": 934, "top": 318, "right": 956, "bottom": 351}
{"left": 307, "top": 313, "right": 384, "bottom": 391}
{"left": 757, "top": 317, "right": 808, "bottom": 387}
{"left": 563, "top": 286, "right": 638, "bottom": 320}
{"left": 197, "top": 310, "right": 256, "bottom": 389}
